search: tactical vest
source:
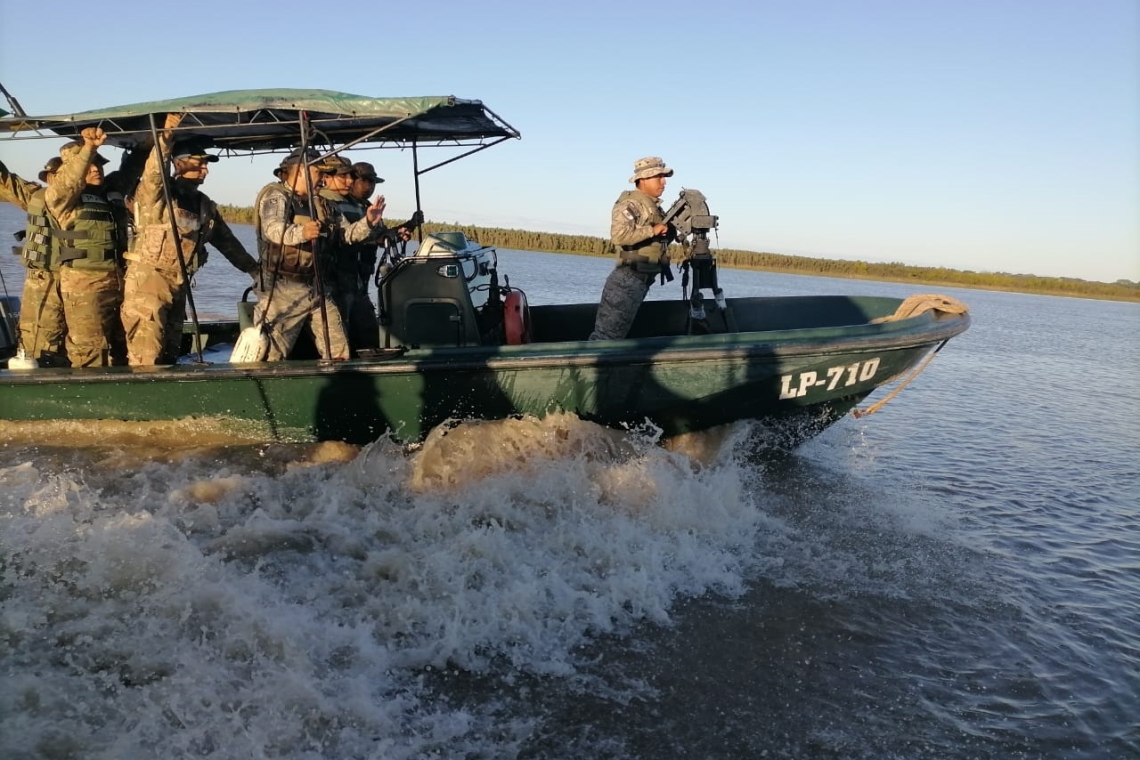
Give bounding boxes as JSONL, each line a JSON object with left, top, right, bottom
{"left": 130, "top": 188, "right": 215, "bottom": 276}
{"left": 320, "top": 189, "right": 371, "bottom": 276}
{"left": 255, "top": 183, "right": 316, "bottom": 279}
{"left": 54, "top": 187, "right": 127, "bottom": 271}
{"left": 17, "top": 189, "right": 57, "bottom": 270}
{"left": 615, "top": 190, "right": 668, "bottom": 275}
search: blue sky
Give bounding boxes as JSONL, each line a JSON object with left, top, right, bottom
{"left": 1, "top": 0, "right": 1136, "bottom": 283}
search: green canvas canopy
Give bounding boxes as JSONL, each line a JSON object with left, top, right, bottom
{"left": 0, "top": 89, "right": 520, "bottom": 153}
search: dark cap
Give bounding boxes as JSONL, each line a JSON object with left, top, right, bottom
{"left": 351, "top": 161, "right": 385, "bottom": 183}
{"left": 171, "top": 138, "right": 219, "bottom": 163}
{"left": 273, "top": 147, "right": 322, "bottom": 177}
{"left": 38, "top": 156, "right": 64, "bottom": 182}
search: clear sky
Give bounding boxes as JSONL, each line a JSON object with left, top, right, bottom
{"left": 1, "top": 0, "right": 1136, "bottom": 283}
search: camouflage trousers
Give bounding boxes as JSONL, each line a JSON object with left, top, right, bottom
{"left": 17, "top": 267, "right": 68, "bottom": 366}
{"left": 588, "top": 264, "right": 653, "bottom": 341}
{"left": 252, "top": 277, "right": 348, "bottom": 361}
{"left": 121, "top": 262, "right": 190, "bottom": 366}
{"left": 332, "top": 273, "right": 380, "bottom": 354}
{"left": 59, "top": 266, "right": 127, "bottom": 367}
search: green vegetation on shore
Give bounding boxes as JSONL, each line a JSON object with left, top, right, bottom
{"left": 216, "top": 205, "right": 1140, "bottom": 302}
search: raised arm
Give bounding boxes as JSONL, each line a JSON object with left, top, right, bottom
{"left": 0, "top": 158, "right": 41, "bottom": 210}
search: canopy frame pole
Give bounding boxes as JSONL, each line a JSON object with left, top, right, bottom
{"left": 298, "top": 111, "right": 335, "bottom": 363}
{"left": 147, "top": 113, "right": 205, "bottom": 365}
{"left": 412, "top": 142, "right": 423, "bottom": 244}
{"left": 415, "top": 136, "right": 513, "bottom": 176}
{"left": 311, "top": 113, "right": 421, "bottom": 158}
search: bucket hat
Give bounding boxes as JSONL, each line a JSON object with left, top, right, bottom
{"left": 629, "top": 156, "right": 673, "bottom": 183}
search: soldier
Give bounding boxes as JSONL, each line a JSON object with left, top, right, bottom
{"left": 121, "top": 114, "right": 258, "bottom": 365}
{"left": 252, "top": 148, "right": 386, "bottom": 361}
{"left": 325, "top": 159, "right": 425, "bottom": 354}
{"left": 44, "top": 128, "right": 135, "bottom": 367}
{"left": 319, "top": 155, "right": 382, "bottom": 354}
{"left": 589, "top": 156, "right": 675, "bottom": 341}
{"left": 1, "top": 157, "right": 69, "bottom": 365}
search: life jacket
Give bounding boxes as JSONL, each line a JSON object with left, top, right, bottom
{"left": 54, "top": 186, "right": 127, "bottom": 271}
{"left": 255, "top": 183, "right": 317, "bottom": 279}
{"left": 16, "top": 188, "right": 57, "bottom": 271}
{"left": 615, "top": 190, "right": 668, "bottom": 275}
{"left": 129, "top": 186, "right": 216, "bottom": 276}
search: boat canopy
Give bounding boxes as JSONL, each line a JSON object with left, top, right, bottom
{"left": 0, "top": 89, "right": 520, "bottom": 153}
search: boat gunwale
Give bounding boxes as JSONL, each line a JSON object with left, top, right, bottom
{"left": 0, "top": 312, "right": 969, "bottom": 385}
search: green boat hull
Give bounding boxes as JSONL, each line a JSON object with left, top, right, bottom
{"left": 0, "top": 295, "right": 968, "bottom": 447}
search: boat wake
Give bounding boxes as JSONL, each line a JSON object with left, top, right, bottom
{"left": 0, "top": 414, "right": 786, "bottom": 759}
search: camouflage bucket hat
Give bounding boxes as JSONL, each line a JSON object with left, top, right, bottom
{"left": 38, "top": 156, "right": 64, "bottom": 182}
{"left": 59, "top": 140, "right": 109, "bottom": 166}
{"left": 629, "top": 156, "right": 673, "bottom": 183}
{"left": 318, "top": 155, "right": 353, "bottom": 175}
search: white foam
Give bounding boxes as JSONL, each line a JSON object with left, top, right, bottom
{"left": 0, "top": 415, "right": 777, "bottom": 758}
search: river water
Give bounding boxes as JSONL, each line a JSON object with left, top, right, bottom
{"left": 1, "top": 202, "right": 1138, "bottom": 759}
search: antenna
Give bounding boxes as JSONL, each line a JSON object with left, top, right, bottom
{"left": 0, "top": 81, "right": 28, "bottom": 117}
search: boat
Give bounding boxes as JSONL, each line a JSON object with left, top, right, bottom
{"left": 0, "top": 89, "right": 970, "bottom": 447}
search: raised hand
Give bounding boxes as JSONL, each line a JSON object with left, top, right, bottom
{"left": 367, "top": 194, "right": 387, "bottom": 225}
{"left": 80, "top": 126, "right": 106, "bottom": 148}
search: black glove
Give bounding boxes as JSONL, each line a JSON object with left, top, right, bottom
{"left": 403, "top": 210, "right": 425, "bottom": 230}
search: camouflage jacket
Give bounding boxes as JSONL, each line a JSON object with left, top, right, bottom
{"left": 129, "top": 134, "right": 256, "bottom": 277}
{"left": 0, "top": 158, "right": 41, "bottom": 211}
{"left": 611, "top": 189, "right": 667, "bottom": 271}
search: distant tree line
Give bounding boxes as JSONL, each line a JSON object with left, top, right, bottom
{"left": 215, "top": 206, "right": 1140, "bottom": 302}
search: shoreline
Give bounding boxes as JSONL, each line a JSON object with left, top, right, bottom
{"left": 219, "top": 206, "right": 1139, "bottom": 303}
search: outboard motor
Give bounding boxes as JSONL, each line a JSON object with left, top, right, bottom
{"left": 378, "top": 232, "right": 503, "bottom": 348}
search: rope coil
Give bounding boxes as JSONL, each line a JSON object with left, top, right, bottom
{"left": 853, "top": 294, "right": 969, "bottom": 418}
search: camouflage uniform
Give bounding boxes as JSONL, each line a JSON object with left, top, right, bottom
{"left": 0, "top": 158, "right": 39, "bottom": 207}
{"left": 589, "top": 157, "right": 674, "bottom": 341}
{"left": 43, "top": 143, "right": 136, "bottom": 367}
{"left": 253, "top": 162, "right": 383, "bottom": 361}
{"left": 122, "top": 137, "right": 257, "bottom": 365}
{"left": 1, "top": 158, "right": 67, "bottom": 364}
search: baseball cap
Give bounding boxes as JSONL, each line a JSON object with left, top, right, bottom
{"left": 351, "top": 161, "right": 385, "bottom": 183}
{"left": 171, "top": 138, "right": 219, "bottom": 163}
{"left": 38, "top": 156, "right": 64, "bottom": 182}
